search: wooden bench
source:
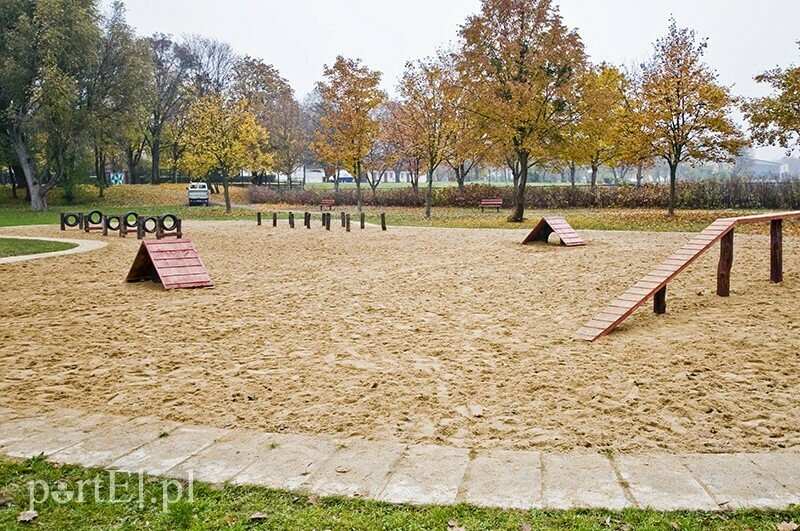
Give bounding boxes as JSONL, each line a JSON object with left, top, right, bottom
{"left": 480, "top": 199, "right": 503, "bottom": 212}
{"left": 320, "top": 200, "right": 335, "bottom": 211}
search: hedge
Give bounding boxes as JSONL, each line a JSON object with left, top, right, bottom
{"left": 246, "top": 178, "right": 800, "bottom": 210}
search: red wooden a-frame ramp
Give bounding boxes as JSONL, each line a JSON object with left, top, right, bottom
{"left": 126, "top": 239, "right": 213, "bottom": 290}
{"left": 575, "top": 211, "right": 800, "bottom": 342}
{"left": 522, "top": 216, "right": 585, "bottom": 247}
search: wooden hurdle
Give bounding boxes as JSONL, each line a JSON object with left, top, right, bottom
{"left": 83, "top": 211, "right": 105, "bottom": 233}
{"left": 60, "top": 212, "right": 84, "bottom": 231}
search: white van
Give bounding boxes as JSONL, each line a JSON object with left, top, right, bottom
{"left": 188, "top": 182, "right": 210, "bottom": 206}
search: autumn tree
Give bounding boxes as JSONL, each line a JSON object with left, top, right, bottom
{"left": 745, "top": 43, "right": 800, "bottom": 156}
{"left": 144, "top": 34, "right": 193, "bottom": 184}
{"left": 572, "top": 64, "right": 628, "bottom": 192}
{"left": 635, "top": 21, "right": 746, "bottom": 216}
{"left": 316, "top": 56, "right": 386, "bottom": 213}
{"left": 183, "top": 94, "right": 270, "bottom": 213}
{"left": 399, "top": 54, "right": 459, "bottom": 218}
{"left": 86, "top": 1, "right": 151, "bottom": 196}
{"left": 459, "top": 0, "right": 585, "bottom": 222}
{"left": 383, "top": 100, "right": 424, "bottom": 196}
{"left": 0, "top": 0, "right": 101, "bottom": 211}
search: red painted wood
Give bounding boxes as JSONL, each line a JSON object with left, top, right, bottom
{"left": 126, "top": 239, "right": 213, "bottom": 290}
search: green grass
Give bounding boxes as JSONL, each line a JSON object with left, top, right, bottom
{"left": 0, "top": 238, "right": 76, "bottom": 258}
{"left": 0, "top": 457, "right": 798, "bottom": 530}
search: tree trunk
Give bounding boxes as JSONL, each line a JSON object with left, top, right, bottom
{"left": 425, "top": 170, "right": 434, "bottom": 219}
{"left": 455, "top": 165, "right": 466, "bottom": 194}
{"left": 669, "top": 163, "right": 678, "bottom": 217}
{"left": 636, "top": 163, "right": 644, "bottom": 197}
{"left": 334, "top": 169, "right": 340, "bottom": 193}
{"left": 302, "top": 165, "right": 307, "bottom": 188}
{"left": 508, "top": 151, "right": 529, "bottom": 223}
{"left": 355, "top": 162, "right": 362, "bottom": 214}
{"left": 411, "top": 175, "right": 419, "bottom": 197}
{"left": 569, "top": 161, "right": 576, "bottom": 189}
{"left": 95, "top": 149, "right": 106, "bottom": 198}
{"left": 590, "top": 164, "right": 598, "bottom": 189}
{"left": 223, "top": 175, "right": 231, "bottom": 214}
{"left": 10, "top": 133, "right": 50, "bottom": 211}
{"left": 150, "top": 137, "right": 160, "bottom": 185}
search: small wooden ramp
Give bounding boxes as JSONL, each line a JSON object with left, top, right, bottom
{"left": 126, "top": 239, "right": 213, "bottom": 290}
{"left": 522, "top": 216, "right": 585, "bottom": 247}
{"left": 575, "top": 211, "right": 800, "bottom": 342}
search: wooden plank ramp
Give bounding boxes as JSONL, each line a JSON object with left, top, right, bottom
{"left": 126, "top": 239, "right": 213, "bottom": 290}
{"left": 574, "top": 219, "right": 737, "bottom": 341}
{"left": 522, "top": 216, "right": 585, "bottom": 247}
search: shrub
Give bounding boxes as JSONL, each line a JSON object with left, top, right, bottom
{"left": 245, "top": 178, "right": 800, "bottom": 211}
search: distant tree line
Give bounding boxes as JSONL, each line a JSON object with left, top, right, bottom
{"left": 1, "top": 0, "right": 799, "bottom": 217}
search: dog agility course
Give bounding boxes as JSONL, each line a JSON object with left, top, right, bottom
{"left": 1, "top": 217, "right": 799, "bottom": 457}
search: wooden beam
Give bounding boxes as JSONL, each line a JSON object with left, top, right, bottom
{"left": 717, "top": 230, "right": 734, "bottom": 297}
{"left": 771, "top": 219, "right": 783, "bottom": 283}
{"left": 654, "top": 286, "right": 667, "bottom": 314}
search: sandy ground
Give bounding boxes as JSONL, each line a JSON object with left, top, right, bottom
{"left": 1, "top": 220, "right": 799, "bottom": 454}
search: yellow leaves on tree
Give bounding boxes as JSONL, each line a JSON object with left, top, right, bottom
{"left": 635, "top": 20, "right": 746, "bottom": 216}
{"left": 745, "top": 42, "right": 800, "bottom": 156}
{"left": 459, "top": 0, "right": 586, "bottom": 222}
{"left": 183, "top": 94, "right": 270, "bottom": 213}
{"left": 315, "top": 56, "right": 386, "bottom": 213}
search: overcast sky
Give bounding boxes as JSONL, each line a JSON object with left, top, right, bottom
{"left": 118, "top": 0, "right": 800, "bottom": 160}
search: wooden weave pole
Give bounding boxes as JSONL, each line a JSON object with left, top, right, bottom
{"left": 717, "top": 230, "right": 734, "bottom": 297}
{"left": 771, "top": 219, "right": 783, "bottom": 283}
{"left": 346, "top": 214, "right": 351, "bottom": 232}
{"left": 289, "top": 212, "right": 295, "bottom": 228}
{"left": 381, "top": 213, "right": 387, "bottom": 231}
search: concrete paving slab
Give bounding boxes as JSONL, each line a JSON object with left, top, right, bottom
{"left": 616, "top": 454, "right": 718, "bottom": 510}
{"left": 110, "top": 425, "right": 228, "bottom": 475}
{"left": 0, "top": 408, "right": 86, "bottom": 446}
{"left": 306, "top": 439, "right": 405, "bottom": 498}
{"left": 460, "top": 450, "right": 542, "bottom": 510}
{"left": 50, "top": 417, "right": 180, "bottom": 468}
{"left": 166, "top": 429, "right": 273, "bottom": 483}
{"left": 542, "top": 452, "right": 630, "bottom": 510}
{"left": 749, "top": 453, "right": 800, "bottom": 492}
{"left": 232, "top": 433, "right": 338, "bottom": 490}
{"left": 682, "top": 454, "right": 800, "bottom": 509}
{"left": 1, "top": 411, "right": 124, "bottom": 458}
{"left": 377, "top": 445, "right": 470, "bottom": 506}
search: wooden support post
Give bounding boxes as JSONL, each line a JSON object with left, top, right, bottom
{"left": 771, "top": 219, "right": 783, "bottom": 283}
{"left": 325, "top": 213, "right": 331, "bottom": 231}
{"left": 257, "top": 212, "right": 262, "bottom": 226}
{"left": 272, "top": 213, "right": 277, "bottom": 227}
{"left": 289, "top": 212, "right": 295, "bottom": 228}
{"left": 381, "top": 213, "right": 387, "bottom": 231}
{"left": 60, "top": 213, "right": 66, "bottom": 231}
{"left": 360, "top": 213, "right": 365, "bottom": 229}
{"left": 654, "top": 286, "right": 667, "bottom": 314}
{"left": 102, "top": 217, "right": 109, "bottom": 236}
{"left": 322, "top": 213, "right": 327, "bottom": 227}
{"left": 346, "top": 214, "right": 351, "bottom": 232}
{"left": 137, "top": 216, "right": 145, "bottom": 240}
{"left": 341, "top": 211, "right": 346, "bottom": 227}
{"left": 717, "top": 230, "right": 734, "bottom": 297}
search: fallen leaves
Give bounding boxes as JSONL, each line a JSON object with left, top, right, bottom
{"left": 777, "top": 522, "right": 799, "bottom": 531}
{"left": 17, "top": 510, "right": 38, "bottom": 523}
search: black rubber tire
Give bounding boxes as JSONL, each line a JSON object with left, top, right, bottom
{"left": 142, "top": 217, "right": 158, "bottom": 234}
{"left": 160, "top": 214, "right": 178, "bottom": 232}
{"left": 86, "top": 210, "right": 103, "bottom": 225}
{"left": 123, "top": 212, "right": 139, "bottom": 228}
{"left": 63, "top": 213, "right": 80, "bottom": 228}
{"left": 105, "top": 216, "right": 121, "bottom": 231}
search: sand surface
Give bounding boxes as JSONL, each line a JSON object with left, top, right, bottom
{"left": 1, "top": 220, "right": 799, "bottom": 454}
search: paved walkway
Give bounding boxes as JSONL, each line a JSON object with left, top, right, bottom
{"left": 0, "top": 235, "right": 107, "bottom": 265}
{"left": 2, "top": 407, "right": 799, "bottom": 511}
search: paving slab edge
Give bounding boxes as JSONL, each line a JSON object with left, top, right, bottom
{"left": 1, "top": 407, "right": 799, "bottom": 511}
